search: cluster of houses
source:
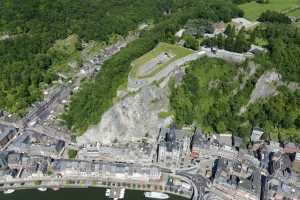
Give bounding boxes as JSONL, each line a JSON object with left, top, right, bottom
{"left": 52, "top": 160, "right": 161, "bottom": 182}
{"left": 0, "top": 150, "right": 162, "bottom": 183}
{"left": 176, "top": 17, "right": 268, "bottom": 57}
{"left": 0, "top": 152, "right": 50, "bottom": 179}
{"left": 156, "top": 125, "right": 300, "bottom": 200}
{"left": 0, "top": 125, "right": 17, "bottom": 149}
{"left": 7, "top": 130, "right": 65, "bottom": 159}
{"left": 0, "top": 123, "right": 65, "bottom": 159}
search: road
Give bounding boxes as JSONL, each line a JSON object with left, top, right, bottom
{"left": 176, "top": 172, "right": 210, "bottom": 200}
{"left": 2, "top": 33, "right": 140, "bottom": 147}
{"left": 202, "top": 47, "right": 253, "bottom": 64}
{"left": 128, "top": 51, "right": 206, "bottom": 91}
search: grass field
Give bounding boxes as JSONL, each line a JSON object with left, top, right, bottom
{"left": 288, "top": 7, "right": 300, "bottom": 17}
{"left": 239, "top": 0, "right": 300, "bottom": 20}
{"left": 130, "top": 42, "right": 193, "bottom": 79}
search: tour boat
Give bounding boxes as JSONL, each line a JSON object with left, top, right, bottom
{"left": 38, "top": 187, "right": 47, "bottom": 192}
{"left": 144, "top": 192, "right": 169, "bottom": 199}
{"left": 119, "top": 188, "right": 125, "bottom": 199}
{"left": 3, "top": 189, "right": 15, "bottom": 194}
{"left": 105, "top": 189, "right": 111, "bottom": 196}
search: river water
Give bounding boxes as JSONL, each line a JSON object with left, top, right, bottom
{"left": 0, "top": 188, "right": 187, "bottom": 200}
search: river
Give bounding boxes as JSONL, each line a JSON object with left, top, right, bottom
{"left": 0, "top": 188, "right": 187, "bottom": 200}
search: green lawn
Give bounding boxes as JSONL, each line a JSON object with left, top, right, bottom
{"left": 130, "top": 42, "right": 194, "bottom": 79}
{"left": 158, "top": 111, "right": 172, "bottom": 119}
{"left": 239, "top": 0, "right": 300, "bottom": 20}
{"left": 288, "top": 7, "right": 300, "bottom": 18}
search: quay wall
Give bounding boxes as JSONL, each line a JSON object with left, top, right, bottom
{"left": 0, "top": 178, "right": 192, "bottom": 199}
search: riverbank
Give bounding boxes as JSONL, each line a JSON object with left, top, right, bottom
{"left": 0, "top": 188, "right": 188, "bottom": 200}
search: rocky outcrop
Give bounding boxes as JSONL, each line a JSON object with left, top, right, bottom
{"left": 249, "top": 71, "right": 281, "bottom": 104}
{"left": 77, "top": 85, "right": 171, "bottom": 145}
{"left": 236, "top": 69, "right": 299, "bottom": 114}
{"left": 240, "top": 71, "right": 281, "bottom": 114}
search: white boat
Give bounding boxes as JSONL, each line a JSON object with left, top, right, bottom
{"left": 105, "top": 189, "right": 111, "bottom": 196}
{"left": 3, "top": 189, "right": 15, "bottom": 194}
{"left": 38, "top": 187, "right": 47, "bottom": 192}
{"left": 120, "top": 188, "right": 125, "bottom": 199}
{"left": 144, "top": 192, "right": 169, "bottom": 199}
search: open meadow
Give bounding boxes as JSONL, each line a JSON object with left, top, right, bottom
{"left": 239, "top": 0, "right": 300, "bottom": 20}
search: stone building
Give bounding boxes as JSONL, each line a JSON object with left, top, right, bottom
{"left": 157, "top": 125, "right": 191, "bottom": 169}
{"left": 251, "top": 128, "right": 264, "bottom": 143}
{"left": 0, "top": 125, "right": 17, "bottom": 148}
{"left": 191, "top": 128, "right": 206, "bottom": 159}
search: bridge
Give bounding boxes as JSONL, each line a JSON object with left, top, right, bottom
{"left": 176, "top": 172, "right": 211, "bottom": 200}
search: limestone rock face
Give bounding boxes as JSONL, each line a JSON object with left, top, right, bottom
{"left": 249, "top": 71, "right": 281, "bottom": 104}
{"left": 240, "top": 71, "right": 282, "bottom": 114}
{"left": 77, "top": 85, "right": 171, "bottom": 145}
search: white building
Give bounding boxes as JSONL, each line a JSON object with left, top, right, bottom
{"left": 231, "top": 18, "right": 260, "bottom": 31}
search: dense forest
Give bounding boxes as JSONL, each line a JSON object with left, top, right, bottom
{"left": 170, "top": 10, "right": 300, "bottom": 143}
{"left": 0, "top": 0, "right": 242, "bottom": 117}
{"left": 170, "top": 58, "right": 300, "bottom": 143}
{"left": 198, "top": 10, "right": 300, "bottom": 82}
{"left": 254, "top": 22, "right": 300, "bottom": 82}
{"left": 0, "top": 0, "right": 168, "bottom": 115}
{"left": 202, "top": 25, "right": 252, "bottom": 53}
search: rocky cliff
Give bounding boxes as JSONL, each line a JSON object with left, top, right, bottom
{"left": 77, "top": 85, "right": 171, "bottom": 145}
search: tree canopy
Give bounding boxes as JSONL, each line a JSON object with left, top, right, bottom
{"left": 258, "top": 10, "right": 291, "bottom": 24}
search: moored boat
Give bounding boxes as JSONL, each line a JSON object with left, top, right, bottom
{"left": 105, "top": 189, "right": 111, "bottom": 197}
{"left": 38, "top": 187, "right": 47, "bottom": 192}
{"left": 144, "top": 192, "right": 169, "bottom": 199}
{"left": 3, "top": 189, "right": 15, "bottom": 194}
{"left": 120, "top": 188, "right": 125, "bottom": 199}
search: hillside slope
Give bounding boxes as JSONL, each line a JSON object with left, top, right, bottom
{"left": 170, "top": 57, "right": 300, "bottom": 143}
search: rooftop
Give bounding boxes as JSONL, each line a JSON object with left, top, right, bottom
{"left": 0, "top": 124, "right": 16, "bottom": 141}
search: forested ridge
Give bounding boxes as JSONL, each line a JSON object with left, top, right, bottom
{"left": 170, "top": 10, "right": 300, "bottom": 143}
{"left": 0, "top": 0, "right": 167, "bottom": 115}
{"left": 0, "top": 0, "right": 243, "bottom": 116}
{"left": 170, "top": 58, "right": 300, "bottom": 143}
{"left": 63, "top": 0, "right": 244, "bottom": 133}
